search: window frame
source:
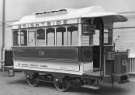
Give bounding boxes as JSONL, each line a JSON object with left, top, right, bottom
{"left": 13, "top": 30, "right": 19, "bottom": 46}
{"left": 20, "top": 29, "right": 27, "bottom": 46}
{"left": 46, "top": 27, "right": 55, "bottom": 46}
{"left": 36, "top": 28, "right": 45, "bottom": 40}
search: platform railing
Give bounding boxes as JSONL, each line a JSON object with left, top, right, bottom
{"left": 128, "top": 58, "right": 135, "bottom": 74}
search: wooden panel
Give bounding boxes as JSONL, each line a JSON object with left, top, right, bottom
{"left": 81, "top": 35, "right": 90, "bottom": 46}
{"left": 13, "top": 47, "right": 81, "bottom": 73}
{"left": 78, "top": 46, "right": 93, "bottom": 62}
{"left": 114, "top": 52, "right": 128, "bottom": 74}
{"left": 13, "top": 47, "right": 78, "bottom": 60}
{"left": 129, "top": 58, "right": 135, "bottom": 73}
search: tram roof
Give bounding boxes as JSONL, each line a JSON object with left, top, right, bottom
{"left": 12, "top": 6, "right": 127, "bottom": 25}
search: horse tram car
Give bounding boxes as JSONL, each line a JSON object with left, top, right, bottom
{"left": 4, "top": 6, "right": 129, "bottom": 91}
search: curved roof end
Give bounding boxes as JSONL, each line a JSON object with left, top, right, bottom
{"left": 111, "top": 14, "right": 128, "bottom": 22}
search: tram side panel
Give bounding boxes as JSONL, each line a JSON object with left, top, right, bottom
{"left": 12, "top": 46, "right": 94, "bottom": 75}
{"left": 13, "top": 47, "right": 82, "bottom": 75}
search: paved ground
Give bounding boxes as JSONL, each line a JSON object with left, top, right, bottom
{"left": 0, "top": 71, "right": 135, "bottom": 95}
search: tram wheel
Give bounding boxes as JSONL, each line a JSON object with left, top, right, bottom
{"left": 54, "top": 78, "right": 71, "bottom": 92}
{"left": 24, "top": 72, "right": 39, "bottom": 87}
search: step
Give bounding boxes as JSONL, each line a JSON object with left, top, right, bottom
{"left": 81, "top": 85, "right": 100, "bottom": 90}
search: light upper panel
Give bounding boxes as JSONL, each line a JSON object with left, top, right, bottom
{"left": 12, "top": 6, "right": 127, "bottom": 29}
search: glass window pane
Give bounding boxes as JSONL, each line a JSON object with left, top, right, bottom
{"left": 28, "top": 30, "right": 36, "bottom": 46}
{"left": 37, "top": 29, "right": 45, "bottom": 40}
{"left": 13, "top": 31, "right": 19, "bottom": 46}
{"left": 56, "top": 27, "right": 66, "bottom": 46}
{"left": 72, "top": 30, "right": 78, "bottom": 45}
{"left": 57, "top": 32, "right": 62, "bottom": 46}
{"left": 67, "top": 31, "right": 71, "bottom": 45}
{"left": 64, "top": 32, "right": 67, "bottom": 45}
{"left": 67, "top": 25, "right": 78, "bottom": 46}
{"left": 36, "top": 29, "right": 45, "bottom": 46}
{"left": 46, "top": 28, "right": 55, "bottom": 46}
{"left": 93, "top": 30, "right": 100, "bottom": 45}
{"left": 82, "top": 24, "right": 95, "bottom": 35}
{"left": 20, "top": 30, "right": 27, "bottom": 46}
{"left": 47, "top": 32, "right": 55, "bottom": 46}
{"left": 104, "top": 29, "right": 109, "bottom": 44}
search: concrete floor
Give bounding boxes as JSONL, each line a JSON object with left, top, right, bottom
{"left": 0, "top": 71, "right": 134, "bottom": 95}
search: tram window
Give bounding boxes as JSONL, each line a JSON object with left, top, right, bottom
{"left": 64, "top": 32, "right": 67, "bottom": 46}
{"left": 20, "top": 30, "right": 27, "bottom": 46}
{"left": 13, "top": 30, "right": 19, "bottom": 46}
{"left": 93, "top": 30, "right": 100, "bottom": 45}
{"left": 104, "top": 29, "right": 109, "bottom": 44}
{"left": 104, "top": 29, "right": 113, "bottom": 45}
{"left": 57, "top": 32, "right": 62, "bottom": 46}
{"left": 82, "top": 24, "right": 90, "bottom": 34}
{"left": 46, "top": 28, "right": 55, "bottom": 46}
{"left": 82, "top": 23, "right": 95, "bottom": 35}
{"left": 56, "top": 27, "right": 66, "bottom": 46}
{"left": 36, "top": 29, "right": 45, "bottom": 46}
{"left": 93, "top": 29, "right": 111, "bottom": 45}
{"left": 67, "top": 25, "right": 78, "bottom": 46}
{"left": 37, "top": 29, "right": 45, "bottom": 40}
{"left": 82, "top": 24, "right": 94, "bottom": 46}
{"left": 28, "top": 29, "right": 36, "bottom": 46}
{"left": 72, "top": 30, "right": 78, "bottom": 45}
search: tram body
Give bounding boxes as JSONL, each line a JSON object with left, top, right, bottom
{"left": 5, "top": 6, "right": 129, "bottom": 91}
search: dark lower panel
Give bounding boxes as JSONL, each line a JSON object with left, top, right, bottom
{"left": 13, "top": 47, "right": 78, "bottom": 60}
{"left": 13, "top": 46, "right": 93, "bottom": 63}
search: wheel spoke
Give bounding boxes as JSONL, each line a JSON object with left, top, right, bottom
{"left": 54, "top": 78, "right": 70, "bottom": 92}
{"left": 25, "top": 72, "right": 39, "bottom": 87}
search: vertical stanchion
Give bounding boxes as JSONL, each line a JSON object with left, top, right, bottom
{"left": 1, "top": 0, "right": 6, "bottom": 72}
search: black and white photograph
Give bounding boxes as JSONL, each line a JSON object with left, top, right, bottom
{"left": 0, "top": 0, "right": 135, "bottom": 95}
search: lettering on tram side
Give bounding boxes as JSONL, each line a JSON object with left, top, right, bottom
{"left": 15, "top": 62, "right": 48, "bottom": 69}
{"left": 28, "top": 64, "right": 48, "bottom": 69}
{"left": 13, "top": 18, "right": 80, "bottom": 30}
{"left": 30, "top": 64, "right": 39, "bottom": 68}
{"left": 21, "top": 64, "right": 29, "bottom": 67}
{"left": 39, "top": 65, "right": 48, "bottom": 68}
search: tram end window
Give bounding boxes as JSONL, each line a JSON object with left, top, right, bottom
{"left": 81, "top": 23, "right": 95, "bottom": 46}
{"left": 82, "top": 24, "right": 95, "bottom": 35}
{"left": 13, "top": 30, "right": 19, "bottom": 46}
{"left": 104, "top": 29, "right": 113, "bottom": 45}
{"left": 93, "top": 30, "right": 100, "bottom": 46}
{"left": 104, "top": 29, "right": 109, "bottom": 44}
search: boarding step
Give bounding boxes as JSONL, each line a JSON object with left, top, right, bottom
{"left": 81, "top": 85, "right": 100, "bottom": 90}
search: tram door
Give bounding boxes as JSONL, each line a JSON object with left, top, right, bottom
{"left": 92, "top": 17, "right": 104, "bottom": 71}
{"left": 28, "top": 31, "right": 36, "bottom": 46}
{"left": 93, "top": 46, "right": 100, "bottom": 70}
{"left": 93, "top": 29, "right": 100, "bottom": 70}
